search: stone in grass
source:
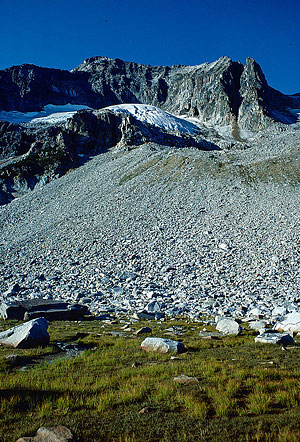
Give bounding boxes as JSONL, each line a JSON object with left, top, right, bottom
{"left": 170, "top": 356, "right": 182, "bottom": 361}
{"left": 173, "top": 375, "right": 199, "bottom": 384}
{"left": 141, "top": 337, "right": 186, "bottom": 354}
{"left": 216, "top": 318, "right": 242, "bottom": 336}
{"left": 138, "top": 407, "right": 151, "bottom": 414}
{"left": 0, "top": 318, "right": 49, "bottom": 348}
{"left": 5, "top": 354, "right": 27, "bottom": 367}
{"left": 255, "top": 333, "right": 294, "bottom": 346}
{"left": 133, "top": 311, "right": 156, "bottom": 320}
{"left": 134, "top": 327, "right": 152, "bottom": 335}
{"left": 199, "top": 331, "right": 222, "bottom": 339}
{"left": 132, "top": 361, "right": 142, "bottom": 368}
{"left": 15, "top": 425, "right": 74, "bottom": 441}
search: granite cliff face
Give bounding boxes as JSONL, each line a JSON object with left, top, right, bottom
{"left": 0, "top": 64, "right": 98, "bottom": 112}
{"left": 1, "top": 56, "right": 299, "bottom": 130}
{"left": 237, "top": 58, "right": 298, "bottom": 130}
{"left": 73, "top": 56, "right": 244, "bottom": 127}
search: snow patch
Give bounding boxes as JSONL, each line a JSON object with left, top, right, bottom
{"left": 0, "top": 104, "right": 91, "bottom": 125}
{"left": 103, "top": 104, "right": 200, "bottom": 135}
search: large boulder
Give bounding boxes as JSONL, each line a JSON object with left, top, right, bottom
{"left": 24, "top": 305, "right": 88, "bottom": 321}
{"left": 255, "top": 332, "right": 294, "bottom": 346}
{"left": 216, "top": 318, "right": 242, "bottom": 335}
{"left": 133, "top": 311, "right": 164, "bottom": 320}
{"left": 0, "top": 317, "right": 49, "bottom": 348}
{"left": 0, "top": 299, "right": 88, "bottom": 321}
{"left": 141, "top": 337, "right": 186, "bottom": 354}
{"left": 146, "top": 301, "right": 161, "bottom": 313}
{"left": 275, "top": 312, "right": 300, "bottom": 333}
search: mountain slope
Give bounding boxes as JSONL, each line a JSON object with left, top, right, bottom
{"left": 1, "top": 143, "right": 300, "bottom": 317}
{"left": 0, "top": 55, "right": 299, "bottom": 206}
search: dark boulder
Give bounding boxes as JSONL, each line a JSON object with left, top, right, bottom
{"left": 0, "top": 299, "right": 89, "bottom": 321}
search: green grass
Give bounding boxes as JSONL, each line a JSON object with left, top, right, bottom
{"left": 1, "top": 319, "right": 300, "bottom": 441}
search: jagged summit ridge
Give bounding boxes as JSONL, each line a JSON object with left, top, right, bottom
{"left": 0, "top": 55, "right": 299, "bottom": 131}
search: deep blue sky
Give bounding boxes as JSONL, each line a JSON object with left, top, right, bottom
{"left": 0, "top": 0, "right": 299, "bottom": 94}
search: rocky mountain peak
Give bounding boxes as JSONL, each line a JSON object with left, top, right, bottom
{"left": 1, "top": 55, "right": 298, "bottom": 130}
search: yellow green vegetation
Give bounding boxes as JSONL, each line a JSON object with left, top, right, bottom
{"left": 119, "top": 147, "right": 300, "bottom": 187}
{"left": 1, "top": 319, "right": 300, "bottom": 441}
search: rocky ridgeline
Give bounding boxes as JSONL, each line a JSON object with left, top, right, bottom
{"left": 1, "top": 56, "right": 299, "bottom": 129}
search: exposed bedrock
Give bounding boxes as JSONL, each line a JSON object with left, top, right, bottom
{"left": 1, "top": 55, "right": 299, "bottom": 130}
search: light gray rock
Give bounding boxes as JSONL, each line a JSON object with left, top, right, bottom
{"left": 0, "top": 317, "right": 49, "bottom": 348}
{"left": 255, "top": 332, "right": 294, "bottom": 346}
{"left": 173, "top": 375, "right": 199, "bottom": 384}
{"left": 140, "top": 337, "right": 186, "bottom": 354}
{"left": 272, "top": 306, "right": 287, "bottom": 317}
{"left": 0, "top": 301, "right": 27, "bottom": 320}
{"left": 133, "top": 310, "right": 164, "bottom": 320}
{"left": 247, "top": 307, "right": 262, "bottom": 319}
{"left": 216, "top": 318, "right": 242, "bottom": 335}
{"left": 15, "top": 425, "right": 74, "bottom": 442}
{"left": 247, "top": 320, "right": 267, "bottom": 331}
{"left": 275, "top": 312, "right": 300, "bottom": 333}
{"left": 146, "top": 300, "right": 161, "bottom": 313}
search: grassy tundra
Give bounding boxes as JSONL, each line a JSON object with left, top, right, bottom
{"left": 0, "top": 319, "right": 300, "bottom": 441}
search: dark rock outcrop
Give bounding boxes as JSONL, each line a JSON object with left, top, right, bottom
{"left": 0, "top": 108, "right": 218, "bottom": 205}
{"left": 0, "top": 64, "right": 98, "bottom": 112}
{"left": 0, "top": 299, "right": 89, "bottom": 321}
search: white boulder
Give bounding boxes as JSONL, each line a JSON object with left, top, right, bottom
{"left": 272, "top": 306, "right": 287, "bottom": 317}
{"left": 216, "top": 318, "right": 242, "bottom": 335}
{"left": 141, "top": 337, "right": 186, "bottom": 354}
{"left": 0, "top": 317, "right": 49, "bottom": 348}
{"left": 275, "top": 312, "right": 300, "bottom": 333}
{"left": 255, "top": 333, "right": 294, "bottom": 346}
{"left": 248, "top": 320, "right": 267, "bottom": 331}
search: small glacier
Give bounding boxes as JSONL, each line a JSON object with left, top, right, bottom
{"left": 103, "top": 104, "right": 201, "bottom": 135}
